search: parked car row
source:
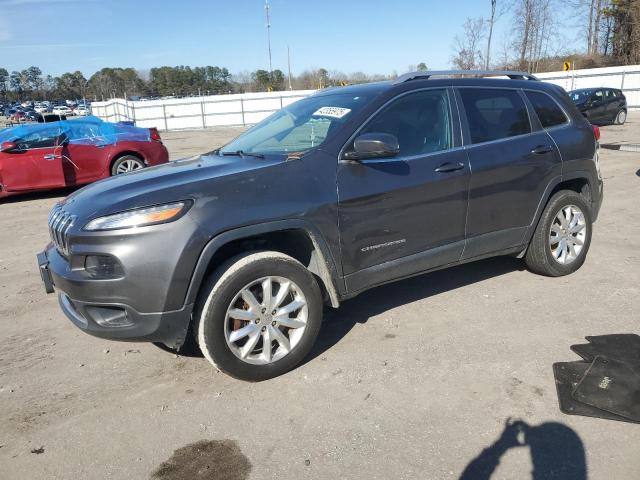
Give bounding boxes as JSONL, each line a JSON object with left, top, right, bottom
{"left": 1, "top": 101, "right": 92, "bottom": 123}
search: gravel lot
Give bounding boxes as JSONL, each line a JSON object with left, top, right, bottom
{"left": 1, "top": 117, "right": 639, "bottom": 480}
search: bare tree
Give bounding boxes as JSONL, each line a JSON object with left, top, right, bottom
{"left": 452, "top": 17, "right": 486, "bottom": 70}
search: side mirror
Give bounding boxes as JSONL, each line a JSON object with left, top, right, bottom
{"left": 1, "top": 141, "right": 18, "bottom": 152}
{"left": 344, "top": 132, "right": 400, "bottom": 161}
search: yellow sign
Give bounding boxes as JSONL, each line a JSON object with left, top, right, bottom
{"left": 563, "top": 61, "right": 571, "bottom": 71}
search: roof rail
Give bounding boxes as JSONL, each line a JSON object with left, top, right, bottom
{"left": 393, "top": 70, "right": 539, "bottom": 84}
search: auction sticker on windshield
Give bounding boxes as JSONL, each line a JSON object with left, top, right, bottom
{"left": 312, "top": 107, "right": 351, "bottom": 119}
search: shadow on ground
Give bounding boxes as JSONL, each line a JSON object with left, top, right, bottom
{"left": 460, "top": 419, "right": 587, "bottom": 480}
{"left": 163, "top": 256, "right": 525, "bottom": 365}
{"left": 306, "top": 256, "right": 524, "bottom": 364}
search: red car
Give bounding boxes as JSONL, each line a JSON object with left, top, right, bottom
{"left": 0, "top": 117, "right": 169, "bottom": 199}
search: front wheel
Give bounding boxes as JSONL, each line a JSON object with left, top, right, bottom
{"left": 615, "top": 109, "right": 627, "bottom": 125}
{"left": 196, "top": 251, "right": 323, "bottom": 381}
{"left": 525, "top": 190, "right": 593, "bottom": 277}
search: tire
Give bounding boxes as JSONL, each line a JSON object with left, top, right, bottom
{"left": 615, "top": 109, "right": 627, "bottom": 125}
{"left": 111, "top": 155, "right": 145, "bottom": 175}
{"left": 196, "top": 251, "right": 323, "bottom": 381}
{"left": 525, "top": 190, "right": 593, "bottom": 277}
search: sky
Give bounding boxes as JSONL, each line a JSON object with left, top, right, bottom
{"left": 0, "top": 0, "right": 579, "bottom": 78}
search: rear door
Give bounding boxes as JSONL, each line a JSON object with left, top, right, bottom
{"left": 456, "top": 87, "right": 562, "bottom": 259}
{"left": 605, "top": 89, "right": 625, "bottom": 122}
{"left": 1, "top": 125, "right": 66, "bottom": 192}
{"left": 337, "top": 87, "right": 469, "bottom": 292}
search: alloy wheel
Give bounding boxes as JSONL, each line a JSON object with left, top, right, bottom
{"left": 549, "top": 205, "right": 587, "bottom": 265}
{"left": 223, "top": 276, "right": 308, "bottom": 365}
{"left": 115, "top": 158, "right": 144, "bottom": 174}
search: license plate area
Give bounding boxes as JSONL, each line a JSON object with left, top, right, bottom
{"left": 37, "top": 251, "right": 55, "bottom": 294}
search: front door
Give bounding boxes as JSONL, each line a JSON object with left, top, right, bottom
{"left": 61, "top": 121, "right": 110, "bottom": 184}
{"left": 1, "top": 125, "right": 66, "bottom": 192}
{"left": 588, "top": 89, "right": 607, "bottom": 123}
{"left": 337, "top": 88, "right": 469, "bottom": 293}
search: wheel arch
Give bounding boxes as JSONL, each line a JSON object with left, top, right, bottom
{"left": 185, "top": 221, "right": 342, "bottom": 309}
{"left": 521, "top": 172, "right": 595, "bottom": 254}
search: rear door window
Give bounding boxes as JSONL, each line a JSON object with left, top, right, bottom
{"left": 524, "top": 91, "right": 568, "bottom": 128}
{"left": 459, "top": 88, "right": 531, "bottom": 144}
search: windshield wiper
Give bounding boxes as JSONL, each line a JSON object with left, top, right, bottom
{"left": 220, "top": 150, "right": 265, "bottom": 159}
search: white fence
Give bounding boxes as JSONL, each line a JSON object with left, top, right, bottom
{"left": 537, "top": 65, "right": 640, "bottom": 109}
{"left": 89, "top": 90, "right": 316, "bottom": 131}
{"left": 89, "top": 65, "right": 640, "bottom": 131}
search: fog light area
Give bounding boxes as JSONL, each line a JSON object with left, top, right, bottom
{"left": 86, "top": 306, "right": 133, "bottom": 327}
{"left": 84, "top": 255, "right": 124, "bottom": 279}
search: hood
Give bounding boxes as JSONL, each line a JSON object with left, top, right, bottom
{"left": 61, "top": 153, "right": 283, "bottom": 219}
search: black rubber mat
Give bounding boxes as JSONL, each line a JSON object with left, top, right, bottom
{"left": 570, "top": 334, "right": 640, "bottom": 364}
{"left": 552, "top": 361, "right": 636, "bottom": 423}
{"left": 572, "top": 356, "right": 640, "bottom": 422}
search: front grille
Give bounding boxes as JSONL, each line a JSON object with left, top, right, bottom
{"left": 48, "top": 206, "right": 76, "bottom": 256}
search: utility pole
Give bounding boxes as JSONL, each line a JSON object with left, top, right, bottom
{"left": 485, "top": 0, "right": 496, "bottom": 69}
{"left": 287, "top": 45, "right": 293, "bottom": 90}
{"left": 265, "top": 0, "right": 273, "bottom": 75}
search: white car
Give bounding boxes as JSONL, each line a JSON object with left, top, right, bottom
{"left": 74, "top": 105, "right": 90, "bottom": 116}
{"left": 35, "top": 105, "right": 49, "bottom": 113}
{"left": 52, "top": 106, "right": 73, "bottom": 116}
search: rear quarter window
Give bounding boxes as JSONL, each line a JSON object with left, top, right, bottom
{"left": 459, "top": 88, "right": 531, "bottom": 144}
{"left": 524, "top": 91, "right": 568, "bottom": 128}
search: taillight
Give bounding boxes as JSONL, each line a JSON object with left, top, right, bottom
{"left": 149, "top": 128, "right": 162, "bottom": 142}
{"left": 592, "top": 125, "right": 600, "bottom": 142}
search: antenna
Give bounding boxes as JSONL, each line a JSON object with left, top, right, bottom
{"left": 264, "top": 0, "right": 273, "bottom": 74}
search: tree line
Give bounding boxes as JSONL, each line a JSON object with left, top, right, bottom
{"left": 452, "top": 0, "right": 639, "bottom": 72}
{"left": 0, "top": 64, "right": 407, "bottom": 102}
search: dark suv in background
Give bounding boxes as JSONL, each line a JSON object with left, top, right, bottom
{"left": 38, "top": 70, "right": 603, "bottom": 381}
{"left": 569, "top": 87, "right": 627, "bottom": 125}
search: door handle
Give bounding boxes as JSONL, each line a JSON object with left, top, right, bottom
{"left": 43, "top": 154, "right": 57, "bottom": 161}
{"left": 434, "top": 162, "right": 465, "bottom": 173}
{"left": 531, "top": 145, "right": 553, "bottom": 155}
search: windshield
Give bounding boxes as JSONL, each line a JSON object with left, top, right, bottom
{"left": 569, "top": 90, "right": 594, "bottom": 102}
{"left": 220, "top": 92, "right": 374, "bottom": 155}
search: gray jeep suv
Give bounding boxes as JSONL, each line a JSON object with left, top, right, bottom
{"left": 38, "top": 71, "right": 603, "bottom": 381}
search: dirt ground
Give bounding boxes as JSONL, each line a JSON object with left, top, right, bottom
{"left": 1, "top": 117, "right": 639, "bottom": 479}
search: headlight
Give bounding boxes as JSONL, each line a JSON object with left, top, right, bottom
{"left": 84, "top": 201, "right": 191, "bottom": 231}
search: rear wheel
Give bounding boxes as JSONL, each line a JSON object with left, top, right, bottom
{"left": 524, "top": 190, "right": 593, "bottom": 277}
{"left": 111, "top": 155, "right": 145, "bottom": 175}
{"left": 615, "top": 109, "right": 627, "bottom": 125}
{"left": 196, "top": 251, "right": 323, "bottom": 381}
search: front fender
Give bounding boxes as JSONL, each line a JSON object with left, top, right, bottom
{"left": 183, "top": 219, "right": 343, "bottom": 308}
